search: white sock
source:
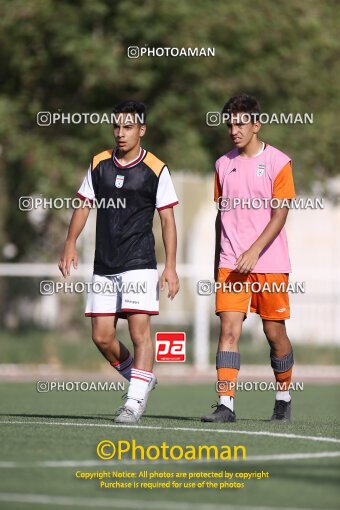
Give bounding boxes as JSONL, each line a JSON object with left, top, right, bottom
{"left": 276, "top": 391, "right": 291, "bottom": 402}
{"left": 126, "top": 368, "right": 153, "bottom": 412}
{"left": 111, "top": 353, "right": 133, "bottom": 381}
{"left": 219, "top": 395, "right": 234, "bottom": 411}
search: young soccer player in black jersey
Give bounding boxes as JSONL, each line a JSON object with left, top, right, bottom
{"left": 58, "top": 101, "right": 180, "bottom": 423}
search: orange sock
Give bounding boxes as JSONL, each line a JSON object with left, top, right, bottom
{"left": 217, "top": 367, "right": 239, "bottom": 398}
{"left": 274, "top": 367, "right": 292, "bottom": 391}
{"left": 270, "top": 351, "right": 294, "bottom": 396}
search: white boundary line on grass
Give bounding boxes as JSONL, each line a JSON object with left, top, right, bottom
{"left": 0, "top": 451, "right": 339, "bottom": 469}
{"left": 1, "top": 419, "right": 340, "bottom": 444}
{"left": 0, "top": 493, "right": 331, "bottom": 510}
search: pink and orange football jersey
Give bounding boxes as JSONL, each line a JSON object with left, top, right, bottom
{"left": 214, "top": 144, "right": 296, "bottom": 273}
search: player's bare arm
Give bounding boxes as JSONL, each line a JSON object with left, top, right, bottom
{"left": 236, "top": 205, "right": 289, "bottom": 273}
{"left": 58, "top": 206, "right": 91, "bottom": 278}
{"left": 214, "top": 210, "right": 222, "bottom": 281}
{"left": 159, "top": 207, "right": 180, "bottom": 300}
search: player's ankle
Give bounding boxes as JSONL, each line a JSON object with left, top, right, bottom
{"left": 219, "top": 395, "right": 234, "bottom": 411}
{"left": 275, "top": 391, "right": 291, "bottom": 402}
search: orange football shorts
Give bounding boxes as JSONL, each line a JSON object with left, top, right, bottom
{"left": 215, "top": 268, "right": 290, "bottom": 320}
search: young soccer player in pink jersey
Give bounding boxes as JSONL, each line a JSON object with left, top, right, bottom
{"left": 202, "top": 94, "right": 296, "bottom": 423}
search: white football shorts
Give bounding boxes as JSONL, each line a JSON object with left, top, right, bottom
{"left": 85, "top": 269, "right": 159, "bottom": 318}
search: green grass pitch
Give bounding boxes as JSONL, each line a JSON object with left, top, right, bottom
{"left": 0, "top": 382, "right": 339, "bottom": 510}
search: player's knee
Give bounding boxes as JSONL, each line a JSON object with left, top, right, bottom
{"left": 220, "top": 329, "right": 239, "bottom": 347}
{"left": 92, "top": 332, "right": 112, "bottom": 349}
{"left": 131, "top": 334, "right": 151, "bottom": 347}
{"left": 129, "top": 327, "right": 151, "bottom": 346}
{"left": 128, "top": 320, "right": 151, "bottom": 345}
{"left": 220, "top": 318, "right": 241, "bottom": 346}
{"left": 226, "top": 331, "right": 239, "bottom": 346}
{"left": 263, "top": 323, "right": 282, "bottom": 344}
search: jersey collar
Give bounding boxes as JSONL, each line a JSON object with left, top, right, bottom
{"left": 113, "top": 147, "right": 146, "bottom": 168}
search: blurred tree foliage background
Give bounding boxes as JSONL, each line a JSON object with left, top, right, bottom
{"left": 0, "top": 0, "right": 339, "bottom": 262}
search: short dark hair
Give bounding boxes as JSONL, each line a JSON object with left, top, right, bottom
{"left": 112, "top": 100, "right": 146, "bottom": 124}
{"left": 222, "top": 94, "right": 261, "bottom": 122}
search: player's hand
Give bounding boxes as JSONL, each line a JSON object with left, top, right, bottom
{"left": 160, "top": 267, "right": 180, "bottom": 300}
{"left": 58, "top": 241, "right": 78, "bottom": 278}
{"left": 236, "top": 246, "right": 260, "bottom": 274}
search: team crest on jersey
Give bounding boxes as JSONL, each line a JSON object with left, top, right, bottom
{"left": 257, "top": 164, "right": 266, "bottom": 176}
{"left": 115, "top": 175, "right": 125, "bottom": 188}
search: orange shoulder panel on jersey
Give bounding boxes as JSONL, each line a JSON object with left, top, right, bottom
{"left": 92, "top": 149, "right": 114, "bottom": 171}
{"left": 272, "top": 161, "right": 296, "bottom": 200}
{"left": 143, "top": 151, "right": 165, "bottom": 177}
{"left": 214, "top": 172, "right": 222, "bottom": 202}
